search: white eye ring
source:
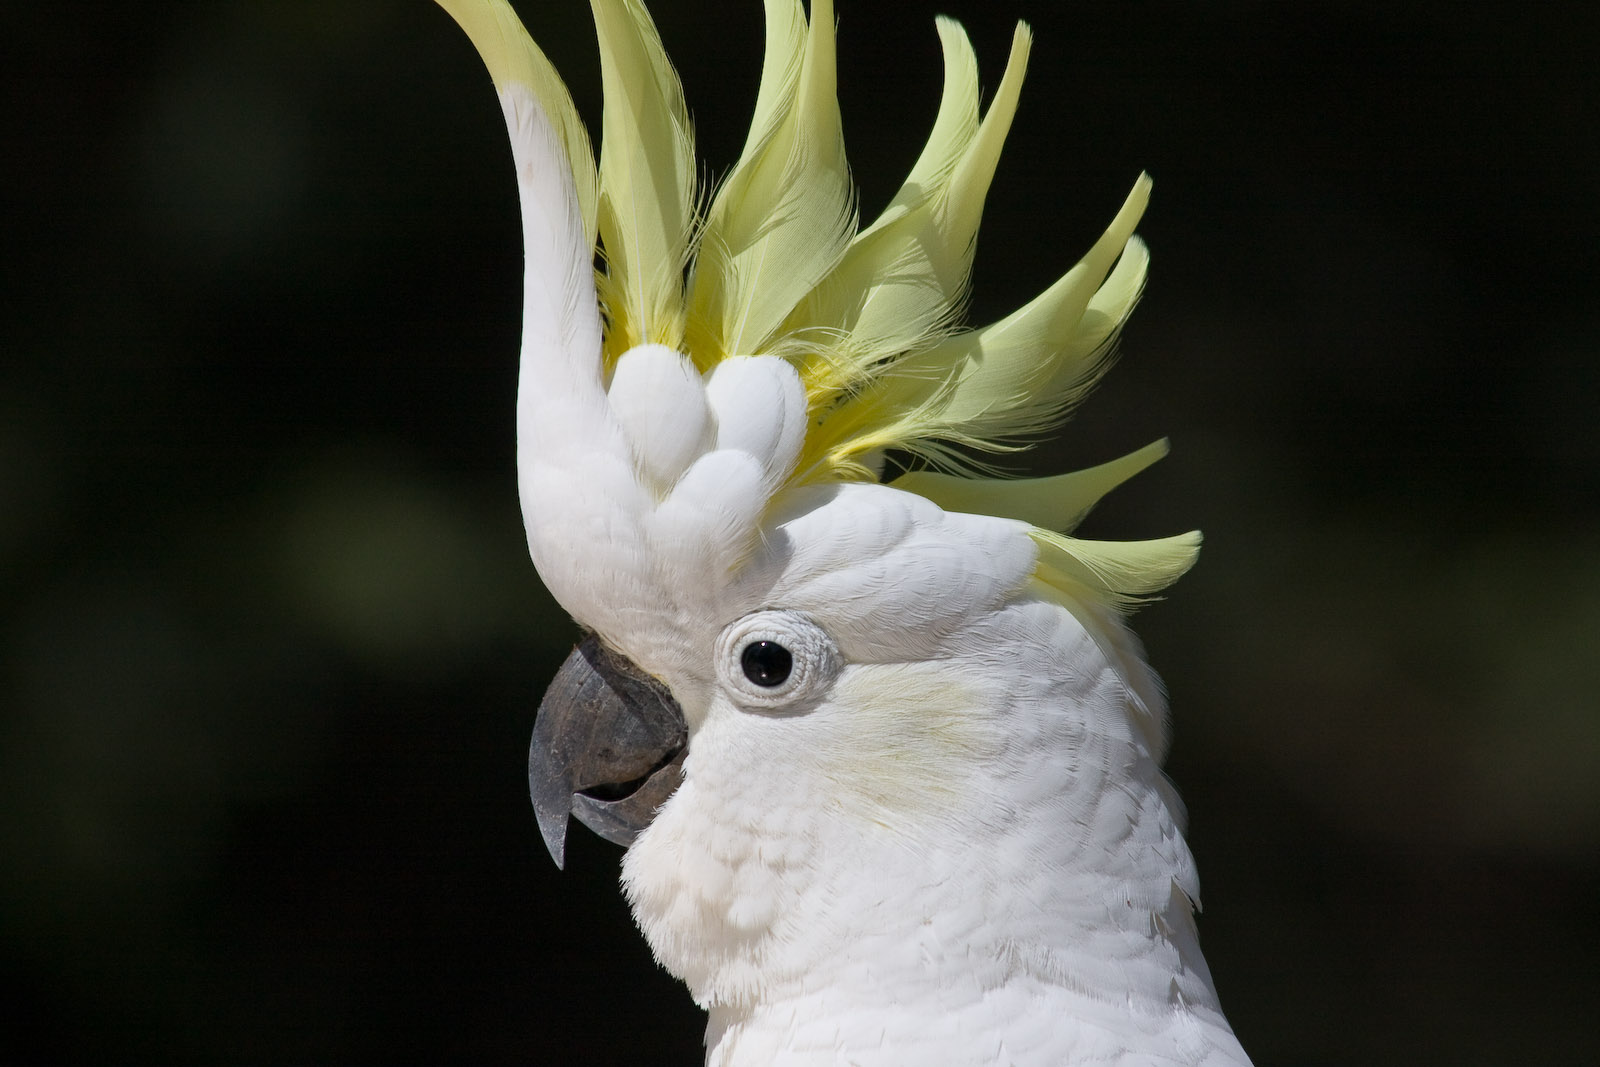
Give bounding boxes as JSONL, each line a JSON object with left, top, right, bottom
{"left": 715, "top": 610, "right": 840, "bottom": 712}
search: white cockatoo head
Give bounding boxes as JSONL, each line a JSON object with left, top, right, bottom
{"left": 434, "top": 1, "right": 1245, "bottom": 1060}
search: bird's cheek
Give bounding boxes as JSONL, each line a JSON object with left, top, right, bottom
{"left": 805, "top": 664, "right": 996, "bottom": 827}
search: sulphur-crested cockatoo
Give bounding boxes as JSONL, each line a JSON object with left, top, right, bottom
{"left": 432, "top": 0, "right": 1250, "bottom": 1062}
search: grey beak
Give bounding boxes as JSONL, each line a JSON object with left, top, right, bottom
{"left": 529, "top": 635, "right": 687, "bottom": 869}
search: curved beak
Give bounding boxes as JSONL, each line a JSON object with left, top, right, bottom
{"left": 528, "top": 635, "right": 687, "bottom": 869}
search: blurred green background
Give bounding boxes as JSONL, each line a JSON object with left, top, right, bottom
{"left": 3, "top": 0, "right": 1596, "bottom": 1062}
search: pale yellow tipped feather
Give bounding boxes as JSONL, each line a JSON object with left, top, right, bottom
{"left": 792, "top": 174, "right": 1151, "bottom": 482}
{"left": 780, "top": 20, "right": 989, "bottom": 362}
{"left": 1031, "top": 528, "right": 1202, "bottom": 614}
{"left": 591, "top": 0, "right": 696, "bottom": 359}
{"left": 437, "top": 0, "right": 1196, "bottom": 614}
{"left": 685, "top": 0, "right": 855, "bottom": 365}
{"left": 892, "top": 439, "right": 1170, "bottom": 534}
{"left": 433, "top": 0, "right": 599, "bottom": 243}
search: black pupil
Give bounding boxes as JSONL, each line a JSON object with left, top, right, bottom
{"left": 740, "top": 641, "right": 793, "bottom": 687}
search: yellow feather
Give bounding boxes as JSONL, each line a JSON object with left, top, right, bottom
{"left": 1030, "top": 527, "right": 1202, "bottom": 613}
{"left": 684, "top": 0, "right": 856, "bottom": 366}
{"left": 591, "top": 0, "right": 696, "bottom": 361}
{"left": 884, "top": 18, "right": 983, "bottom": 203}
{"left": 787, "top": 23, "right": 1032, "bottom": 425}
{"left": 795, "top": 173, "right": 1151, "bottom": 479}
{"left": 739, "top": 0, "right": 807, "bottom": 162}
{"left": 932, "top": 24, "right": 1031, "bottom": 278}
{"left": 780, "top": 18, "right": 982, "bottom": 363}
{"left": 890, "top": 439, "right": 1169, "bottom": 533}
{"left": 433, "top": 0, "right": 598, "bottom": 245}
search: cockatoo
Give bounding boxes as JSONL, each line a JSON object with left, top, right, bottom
{"left": 432, "top": 0, "right": 1250, "bottom": 1062}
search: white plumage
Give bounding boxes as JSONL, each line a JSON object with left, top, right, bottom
{"left": 433, "top": 0, "right": 1251, "bottom": 1062}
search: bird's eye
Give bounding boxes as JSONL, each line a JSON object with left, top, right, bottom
{"left": 740, "top": 640, "right": 792, "bottom": 687}
{"left": 716, "top": 610, "right": 839, "bottom": 712}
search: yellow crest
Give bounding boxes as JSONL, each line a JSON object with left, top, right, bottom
{"left": 435, "top": 0, "right": 1199, "bottom": 613}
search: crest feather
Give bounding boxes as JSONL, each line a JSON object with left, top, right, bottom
{"left": 892, "top": 439, "right": 1169, "bottom": 535}
{"left": 795, "top": 173, "right": 1150, "bottom": 481}
{"left": 1030, "top": 528, "right": 1202, "bottom": 615}
{"left": 592, "top": 0, "right": 697, "bottom": 359}
{"left": 434, "top": 0, "right": 599, "bottom": 244}
{"left": 779, "top": 20, "right": 994, "bottom": 368}
{"left": 684, "top": 0, "right": 856, "bottom": 365}
{"left": 436, "top": 0, "right": 1199, "bottom": 619}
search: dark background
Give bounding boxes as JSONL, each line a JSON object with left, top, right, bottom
{"left": 4, "top": 0, "right": 1597, "bottom": 1062}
